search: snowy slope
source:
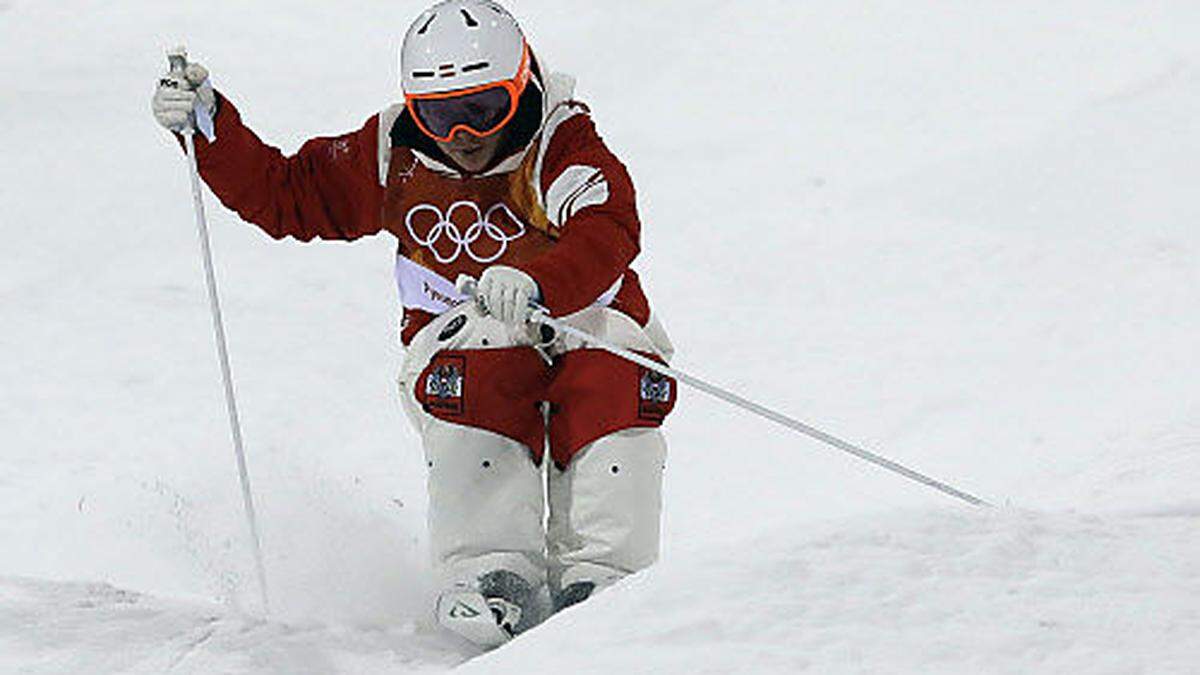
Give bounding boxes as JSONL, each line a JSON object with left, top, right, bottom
{"left": 2, "top": 0, "right": 1199, "bottom": 673}
{"left": 467, "top": 510, "right": 1199, "bottom": 674}
{"left": 0, "top": 577, "right": 461, "bottom": 674}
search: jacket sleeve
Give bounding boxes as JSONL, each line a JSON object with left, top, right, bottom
{"left": 514, "top": 112, "right": 642, "bottom": 316}
{"left": 183, "top": 94, "right": 385, "bottom": 242}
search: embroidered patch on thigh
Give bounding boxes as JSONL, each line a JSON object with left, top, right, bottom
{"left": 638, "top": 368, "right": 674, "bottom": 421}
{"left": 422, "top": 354, "right": 467, "bottom": 416}
{"left": 545, "top": 350, "right": 677, "bottom": 466}
{"left": 413, "top": 348, "right": 552, "bottom": 462}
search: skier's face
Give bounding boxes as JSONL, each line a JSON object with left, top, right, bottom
{"left": 436, "top": 128, "right": 506, "bottom": 174}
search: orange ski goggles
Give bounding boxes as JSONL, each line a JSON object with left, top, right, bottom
{"left": 406, "top": 44, "right": 533, "bottom": 143}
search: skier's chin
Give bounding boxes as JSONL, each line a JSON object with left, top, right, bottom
{"left": 438, "top": 133, "right": 504, "bottom": 174}
{"left": 448, "top": 147, "right": 493, "bottom": 173}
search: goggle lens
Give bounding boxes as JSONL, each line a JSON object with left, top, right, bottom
{"left": 411, "top": 87, "right": 515, "bottom": 141}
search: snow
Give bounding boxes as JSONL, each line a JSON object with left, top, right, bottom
{"left": 0, "top": 577, "right": 460, "bottom": 674}
{"left": 2, "top": 1, "right": 1198, "bottom": 673}
{"left": 467, "top": 510, "right": 1200, "bottom": 674}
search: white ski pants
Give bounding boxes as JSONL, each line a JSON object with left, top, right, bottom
{"left": 398, "top": 302, "right": 673, "bottom": 597}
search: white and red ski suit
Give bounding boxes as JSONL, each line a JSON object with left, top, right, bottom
{"left": 182, "top": 68, "right": 676, "bottom": 603}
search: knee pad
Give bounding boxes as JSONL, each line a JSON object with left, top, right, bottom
{"left": 547, "top": 428, "right": 667, "bottom": 591}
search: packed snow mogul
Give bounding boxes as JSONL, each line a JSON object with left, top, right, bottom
{"left": 152, "top": 0, "right": 676, "bottom": 648}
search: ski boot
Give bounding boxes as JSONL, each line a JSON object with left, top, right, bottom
{"left": 553, "top": 581, "right": 596, "bottom": 613}
{"left": 436, "top": 570, "right": 535, "bottom": 649}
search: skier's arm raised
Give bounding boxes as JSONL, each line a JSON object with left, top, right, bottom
{"left": 153, "top": 63, "right": 384, "bottom": 242}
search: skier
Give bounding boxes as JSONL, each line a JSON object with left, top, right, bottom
{"left": 153, "top": 0, "right": 675, "bottom": 648}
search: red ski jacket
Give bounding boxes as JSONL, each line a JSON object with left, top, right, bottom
{"left": 184, "top": 75, "right": 651, "bottom": 344}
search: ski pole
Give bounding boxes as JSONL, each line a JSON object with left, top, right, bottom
{"left": 168, "top": 48, "right": 271, "bottom": 614}
{"left": 461, "top": 278, "right": 989, "bottom": 508}
{"left": 533, "top": 309, "right": 990, "bottom": 507}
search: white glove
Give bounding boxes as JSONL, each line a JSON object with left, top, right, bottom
{"left": 152, "top": 62, "right": 216, "bottom": 137}
{"left": 476, "top": 266, "right": 540, "bottom": 327}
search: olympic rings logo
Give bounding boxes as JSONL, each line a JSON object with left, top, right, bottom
{"left": 405, "top": 201, "right": 528, "bottom": 264}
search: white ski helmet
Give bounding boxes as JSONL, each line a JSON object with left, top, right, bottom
{"left": 401, "top": 0, "right": 529, "bottom": 97}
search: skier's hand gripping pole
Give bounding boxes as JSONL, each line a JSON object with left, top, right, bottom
{"left": 459, "top": 276, "right": 991, "bottom": 508}
{"left": 156, "top": 48, "right": 217, "bottom": 140}
{"left": 166, "top": 47, "right": 271, "bottom": 614}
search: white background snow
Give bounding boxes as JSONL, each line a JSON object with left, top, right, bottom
{"left": 2, "top": 1, "right": 1198, "bottom": 672}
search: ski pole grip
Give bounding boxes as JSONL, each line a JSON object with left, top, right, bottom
{"left": 167, "top": 46, "right": 188, "bottom": 77}
{"left": 164, "top": 47, "right": 197, "bottom": 137}
{"left": 455, "top": 275, "right": 491, "bottom": 316}
{"left": 456, "top": 275, "right": 479, "bottom": 298}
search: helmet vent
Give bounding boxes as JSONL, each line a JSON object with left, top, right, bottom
{"left": 460, "top": 9, "right": 480, "bottom": 28}
{"left": 417, "top": 13, "right": 437, "bottom": 35}
{"left": 461, "top": 61, "right": 490, "bottom": 73}
{"left": 412, "top": 70, "right": 436, "bottom": 79}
